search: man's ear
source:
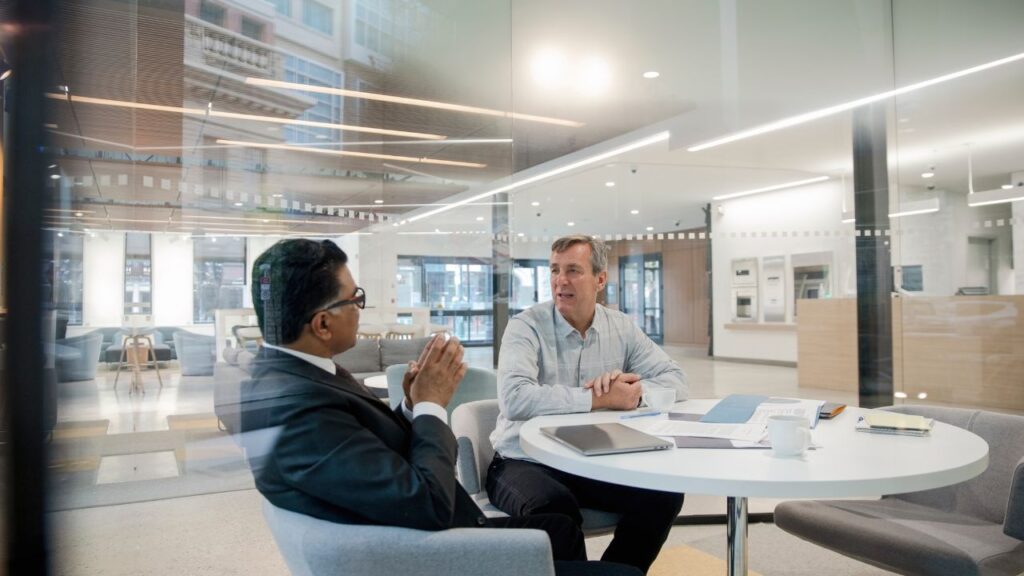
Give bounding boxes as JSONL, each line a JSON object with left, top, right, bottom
{"left": 309, "top": 312, "right": 333, "bottom": 342}
{"left": 597, "top": 270, "right": 608, "bottom": 290}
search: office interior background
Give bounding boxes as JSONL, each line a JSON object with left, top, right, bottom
{"left": 1, "top": 0, "right": 1022, "bottom": 573}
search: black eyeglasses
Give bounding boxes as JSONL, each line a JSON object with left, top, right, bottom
{"left": 310, "top": 287, "right": 366, "bottom": 320}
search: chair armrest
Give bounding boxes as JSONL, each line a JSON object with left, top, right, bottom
{"left": 1005, "top": 457, "right": 1024, "bottom": 540}
{"left": 302, "top": 524, "right": 555, "bottom": 576}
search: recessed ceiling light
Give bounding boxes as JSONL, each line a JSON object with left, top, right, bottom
{"left": 48, "top": 164, "right": 57, "bottom": 169}
{"left": 261, "top": 219, "right": 269, "bottom": 223}
{"left": 630, "top": 209, "right": 639, "bottom": 215}
{"left": 712, "top": 175, "right": 830, "bottom": 201}
{"left": 517, "top": 232, "right": 525, "bottom": 237}
{"left": 642, "top": 71, "right": 660, "bottom": 79}
{"left": 233, "top": 202, "right": 243, "bottom": 206}
{"left": 1002, "top": 184, "right": 1014, "bottom": 190}
{"left": 646, "top": 226, "right": 654, "bottom": 231}
{"left": 531, "top": 201, "right": 540, "bottom": 207}
{"left": 74, "top": 212, "right": 83, "bottom": 217}
{"left": 217, "top": 139, "right": 487, "bottom": 168}
{"left": 272, "top": 193, "right": 283, "bottom": 198}
{"left": 211, "top": 237, "right": 218, "bottom": 242}
{"left": 50, "top": 174, "right": 60, "bottom": 180}
{"left": 57, "top": 232, "right": 63, "bottom": 237}
{"left": 374, "top": 199, "right": 384, "bottom": 204}
{"left": 921, "top": 172, "right": 934, "bottom": 179}
{"left": 567, "top": 221, "right": 575, "bottom": 227}
{"left": 475, "top": 216, "right": 484, "bottom": 221}
{"left": 605, "top": 181, "right": 615, "bottom": 187}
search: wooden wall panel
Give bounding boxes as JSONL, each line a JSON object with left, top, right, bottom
{"left": 796, "top": 299, "right": 858, "bottom": 391}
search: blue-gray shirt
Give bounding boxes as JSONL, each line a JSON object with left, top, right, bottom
{"left": 490, "top": 301, "right": 688, "bottom": 460}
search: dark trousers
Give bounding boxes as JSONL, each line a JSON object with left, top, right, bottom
{"left": 487, "top": 454, "right": 684, "bottom": 574}
{"left": 485, "top": 514, "right": 642, "bottom": 576}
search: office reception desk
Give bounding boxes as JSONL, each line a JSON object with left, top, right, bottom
{"left": 797, "top": 295, "right": 1024, "bottom": 411}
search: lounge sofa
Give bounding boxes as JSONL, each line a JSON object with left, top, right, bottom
{"left": 173, "top": 331, "right": 216, "bottom": 376}
{"left": 213, "top": 336, "right": 432, "bottom": 434}
{"left": 54, "top": 331, "right": 104, "bottom": 382}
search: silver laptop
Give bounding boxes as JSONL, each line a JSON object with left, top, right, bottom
{"left": 540, "top": 423, "right": 674, "bottom": 456}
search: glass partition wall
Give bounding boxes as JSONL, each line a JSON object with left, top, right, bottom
{"left": 4, "top": 0, "right": 1022, "bottom": 572}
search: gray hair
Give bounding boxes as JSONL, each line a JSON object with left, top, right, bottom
{"left": 550, "top": 235, "right": 609, "bottom": 274}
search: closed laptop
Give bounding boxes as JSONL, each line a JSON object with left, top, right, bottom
{"left": 541, "top": 422, "right": 673, "bottom": 456}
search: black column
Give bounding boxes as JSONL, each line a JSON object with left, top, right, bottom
{"left": 4, "top": 0, "right": 56, "bottom": 573}
{"left": 852, "top": 104, "right": 894, "bottom": 408}
{"left": 491, "top": 193, "right": 510, "bottom": 368}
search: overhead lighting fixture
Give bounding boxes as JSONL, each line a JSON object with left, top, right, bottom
{"left": 74, "top": 212, "right": 84, "bottom": 217}
{"left": 517, "top": 232, "right": 525, "bottom": 237}
{"left": 605, "top": 181, "right": 615, "bottom": 187}
{"left": 272, "top": 193, "right": 283, "bottom": 198}
{"left": 630, "top": 209, "right": 640, "bottom": 215}
{"left": 646, "top": 226, "right": 654, "bottom": 231}
{"left": 921, "top": 167, "right": 935, "bottom": 179}
{"left": 531, "top": 201, "right": 541, "bottom": 207}
{"left": 642, "top": 71, "right": 660, "bottom": 79}
{"left": 45, "top": 93, "right": 445, "bottom": 140}
{"left": 50, "top": 174, "right": 61, "bottom": 180}
{"left": 244, "top": 77, "right": 584, "bottom": 128}
{"left": 712, "top": 175, "right": 829, "bottom": 201}
{"left": 475, "top": 216, "right": 484, "bottom": 221}
{"left": 1002, "top": 184, "right": 1014, "bottom": 190}
{"left": 0, "top": 59, "right": 12, "bottom": 82}
{"left": 374, "top": 199, "right": 384, "bottom": 204}
{"left": 408, "top": 131, "right": 670, "bottom": 223}
{"left": 687, "top": 50, "right": 1024, "bottom": 152}
{"left": 841, "top": 218, "right": 856, "bottom": 224}
{"left": 889, "top": 198, "right": 940, "bottom": 218}
{"left": 216, "top": 139, "right": 487, "bottom": 168}
{"left": 567, "top": 221, "right": 576, "bottom": 227}
{"left": 967, "top": 186, "right": 1024, "bottom": 207}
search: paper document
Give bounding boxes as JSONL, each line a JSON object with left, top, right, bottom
{"left": 747, "top": 398, "right": 826, "bottom": 428}
{"left": 622, "top": 419, "right": 768, "bottom": 443}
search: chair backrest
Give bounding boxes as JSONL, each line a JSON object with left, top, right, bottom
{"left": 450, "top": 399, "right": 501, "bottom": 496}
{"left": 387, "top": 366, "right": 497, "bottom": 418}
{"left": 884, "top": 404, "right": 1024, "bottom": 534}
{"left": 260, "top": 495, "right": 554, "bottom": 576}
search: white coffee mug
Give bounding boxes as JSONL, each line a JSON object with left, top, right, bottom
{"left": 642, "top": 388, "right": 676, "bottom": 411}
{"left": 768, "top": 415, "right": 811, "bottom": 458}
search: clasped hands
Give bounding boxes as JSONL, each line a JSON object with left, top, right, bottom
{"left": 585, "top": 369, "right": 643, "bottom": 411}
{"left": 402, "top": 334, "right": 468, "bottom": 410}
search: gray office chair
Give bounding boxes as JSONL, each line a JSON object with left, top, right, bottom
{"left": 775, "top": 405, "right": 1024, "bottom": 576}
{"left": 451, "top": 399, "right": 622, "bottom": 536}
{"left": 386, "top": 364, "right": 498, "bottom": 417}
{"left": 261, "top": 495, "right": 555, "bottom": 576}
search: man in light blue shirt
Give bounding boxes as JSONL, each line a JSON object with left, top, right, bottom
{"left": 488, "top": 235, "right": 687, "bottom": 574}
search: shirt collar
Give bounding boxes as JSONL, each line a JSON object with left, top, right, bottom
{"left": 263, "top": 342, "right": 337, "bottom": 375}
{"left": 553, "top": 302, "right": 603, "bottom": 339}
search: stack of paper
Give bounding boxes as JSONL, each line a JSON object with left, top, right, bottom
{"left": 855, "top": 413, "right": 933, "bottom": 436}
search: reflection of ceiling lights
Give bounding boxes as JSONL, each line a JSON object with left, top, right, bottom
{"left": 46, "top": 93, "right": 445, "bottom": 140}
{"left": 567, "top": 221, "right": 575, "bottom": 226}
{"left": 605, "top": 181, "right": 615, "bottom": 187}
{"left": 245, "top": 77, "right": 583, "bottom": 128}
{"left": 1002, "top": 184, "right": 1014, "bottom": 190}
{"left": 216, "top": 139, "right": 487, "bottom": 168}
{"left": 531, "top": 50, "right": 610, "bottom": 97}
{"left": 531, "top": 201, "right": 540, "bottom": 207}
{"left": 408, "top": 131, "right": 670, "bottom": 223}
{"left": 646, "top": 226, "right": 654, "bottom": 231}
{"left": 688, "top": 50, "right": 1024, "bottom": 152}
{"left": 889, "top": 198, "right": 940, "bottom": 218}
{"left": 630, "top": 209, "right": 640, "bottom": 215}
{"left": 712, "top": 175, "right": 829, "bottom": 201}
{"left": 642, "top": 71, "right": 660, "bottom": 79}
{"left": 921, "top": 167, "right": 935, "bottom": 178}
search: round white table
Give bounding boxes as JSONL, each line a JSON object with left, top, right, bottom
{"left": 520, "top": 399, "right": 989, "bottom": 576}
{"left": 364, "top": 374, "right": 389, "bottom": 391}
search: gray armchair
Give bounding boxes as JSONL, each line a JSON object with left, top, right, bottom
{"left": 387, "top": 365, "right": 498, "bottom": 417}
{"left": 450, "top": 399, "right": 621, "bottom": 535}
{"left": 173, "top": 331, "right": 216, "bottom": 376}
{"left": 54, "top": 331, "right": 103, "bottom": 382}
{"left": 261, "top": 495, "right": 555, "bottom": 576}
{"left": 775, "top": 405, "right": 1024, "bottom": 576}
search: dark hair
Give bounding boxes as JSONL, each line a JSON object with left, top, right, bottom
{"left": 251, "top": 239, "right": 348, "bottom": 345}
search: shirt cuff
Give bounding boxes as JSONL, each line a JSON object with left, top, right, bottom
{"left": 573, "top": 387, "right": 593, "bottom": 413}
{"left": 412, "top": 401, "right": 448, "bottom": 425}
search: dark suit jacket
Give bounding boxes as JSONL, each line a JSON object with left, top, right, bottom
{"left": 239, "top": 347, "right": 487, "bottom": 530}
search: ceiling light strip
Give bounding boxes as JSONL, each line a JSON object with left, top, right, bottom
{"left": 245, "top": 77, "right": 584, "bottom": 128}
{"left": 966, "top": 187, "right": 1024, "bottom": 207}
{"left": 888, "top": 207, "right": 939, "bottom": 218}
{"left": 711, "top": 176, "right": 829, "bottom": 201}
{"left": 216, "top": 139, "right": 486, "bottom": 168}
{"left": 45, "top": 93, "right": 446, "bottom": 140}
{"left": 688, "top": 51, "right": 1024, "bottom": 152}
{"left": 407, "top": 131, "right": 670, "bottom": 223}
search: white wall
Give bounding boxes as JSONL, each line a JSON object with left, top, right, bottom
{"left": 152, "top": 234, "right": 194, "bottom": 325}
{"left": 711, "top": 180, "right": 855, "bottom": 363}
{"left": 82, "top": 232, "right": 125, "bottom": 327}
{"left": 1014, "top": 170, "right": 1024, "bottom": 296}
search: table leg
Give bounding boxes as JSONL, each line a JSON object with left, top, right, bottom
{"left": 727, "top": 496, "right": 748, "bottom": 576}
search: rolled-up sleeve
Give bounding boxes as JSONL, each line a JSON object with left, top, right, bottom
{"left": 497, "top": 318, "right": 592, "bottom": 421}
{"left": 626, "top": 321, "right": 688, "bottom": 401}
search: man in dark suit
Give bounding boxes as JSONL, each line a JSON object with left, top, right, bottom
{"left": 240, "top": 239, "right": 640, "bottom": 576}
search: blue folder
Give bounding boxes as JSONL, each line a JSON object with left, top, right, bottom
{"left": 699, "top": 394, "right": 768, "bottom": 424}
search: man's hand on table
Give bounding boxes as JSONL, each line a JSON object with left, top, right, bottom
{"left": 586, "top": 370, "right": 643, "bottom": 410}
